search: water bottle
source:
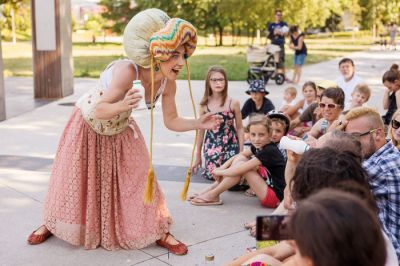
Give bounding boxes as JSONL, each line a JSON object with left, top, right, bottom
{"left": 132, "top": 80, "right": 146, "bottom": 110}
{"left": 279, "top": 136, "right": 310, "bottom": 155}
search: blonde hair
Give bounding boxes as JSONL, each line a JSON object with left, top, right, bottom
{"left": 285, "top": 86, "right": 297, "bottom": 98}
{"left": 389, "top": 109, "right": 400, "bottom": 148}
{"left": 344, "top": 106, "right": 384, "bottom": 129}
{"left": 353, "top": 83, "right": 371, "bottom": 101}
{"left": 246, "top": 114, "right": 272, "bottom": 135}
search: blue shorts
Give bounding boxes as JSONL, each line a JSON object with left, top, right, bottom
{"left": 294, "top": 53, "right": 306, "bottom": 66}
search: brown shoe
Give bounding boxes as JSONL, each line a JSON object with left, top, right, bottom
{"left": 27, "top": 226, "right": 53, "bottom": 245}
{"left": 156, "top": 233, "right": 188, "bottom": 255}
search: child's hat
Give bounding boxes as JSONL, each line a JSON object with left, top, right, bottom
{"left": 316, "top": 80, "right": 337, "bottom": 90}
{"left": 246, "top": 79, "right": 269, "bottom": 95}
{"left": 267, "top": 110, "right": 290, "bottom": 135}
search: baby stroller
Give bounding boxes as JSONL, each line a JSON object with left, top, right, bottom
{"left": 246, "top": 44, "right": 285, "bottom": 85}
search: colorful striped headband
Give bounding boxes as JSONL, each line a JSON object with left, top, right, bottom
{"left": 149, "top": 18, "right": 197, "bottom": 61}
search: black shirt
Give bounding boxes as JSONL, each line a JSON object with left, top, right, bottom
{"left": 251, "top": 143, "right": 286, "bottom": 200}
{"left": 382, "top": 91, "right": 398, "bottom": 125}
{"left": 290, "top": 33, "right": 307, "bottom": 55}
{"left": 241, "top": 97, "right": 275, "bottom": 119}
{"left": 267, "top": 21, "right": 288, "bottom": 46}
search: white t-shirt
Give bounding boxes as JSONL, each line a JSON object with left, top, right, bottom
{"left": 336, "top": 74, "right": 363, "bottom": 109}
{"left": 383, "top": 230, "right": 399, "bottom": 266}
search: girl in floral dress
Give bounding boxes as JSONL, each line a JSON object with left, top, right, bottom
{"left": 192, "top": 66, "right": 244, "bottom": 181}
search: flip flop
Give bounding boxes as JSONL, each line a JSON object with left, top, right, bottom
{"left": 244, "top": 189, "right": 256, "bottom": 197}
{"left": 190, "top": 196, "right": 223, "bottom": 206}
{"left": 187, "top": 193, "right": 199, "bottom": 201}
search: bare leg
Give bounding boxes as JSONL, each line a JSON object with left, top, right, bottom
{"left": 242, "top": 170, "right": 268, "bottom": 200}
{"left": 292, "top": 65, "right": 301, "bottom": 84}
{"left": 191, "top": 156, "right": 248, "bottom": 202}
{"left": 271, "top": 201, "right": 289, "bottom": 215}
{"left": 295, "top": 66, "right": 302, "bottom": 84}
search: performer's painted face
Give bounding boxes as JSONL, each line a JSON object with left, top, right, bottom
{"left": 160, "top": 45, "right": 186, "bottom": 80}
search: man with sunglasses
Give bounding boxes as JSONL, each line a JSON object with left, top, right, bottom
{"left": 267, "top": 9, "right": 288, "bottom": 70}
{"left": 340, "top": 106, "right": 400, "bottom": 260}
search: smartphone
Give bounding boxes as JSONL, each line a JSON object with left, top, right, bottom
{"left": 256, "top": 215, "right": 290, "bottom": 241}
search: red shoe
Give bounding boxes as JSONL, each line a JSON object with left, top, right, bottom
{"left": 156, "top": 233, "right": 188, "bottom": 255}
{"left": 27, "top": 226, "right": 53, "bottom": 245}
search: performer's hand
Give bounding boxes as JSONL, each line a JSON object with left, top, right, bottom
{"left": 198, "top": 112, "right": 223, "bottom": 130}
{"left": 122, "top": 89, "right": 142, "bottom": 111}
{"left": 192, "top": 156, "right": 202, "bottom": 175}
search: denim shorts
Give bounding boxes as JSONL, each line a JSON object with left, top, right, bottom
{"left": 294, "top": 53, "right": 306, "bottom": 66}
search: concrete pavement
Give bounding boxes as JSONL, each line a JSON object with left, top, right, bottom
{"left": 1, "top": 47, "right": 400, "bottom": 265}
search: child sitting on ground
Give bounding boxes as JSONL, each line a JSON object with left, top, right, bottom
{"left": 284, "top": 81, "right": 317, "bottom": 120}
{"left": 190, "top": 114, "right": 286, "bottom": 208}
{"left": 345, "top": 83, "right": 371, "bottom": 111}
{"left": 268, "top": 110, "right": 290, "bottom": 160}
{"left": 279, "top": 87, "right": 297, "bottom": 113}
{"left": 244, "top": 111, "right": 290, "bottom": 197}
{"left": 241, "top": 79, "right": 275, "bottom": 120}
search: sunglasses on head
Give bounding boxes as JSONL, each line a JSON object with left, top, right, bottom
{"left": 392, "top": 119, "right": 400, "bottom": 129}
{"left": 319, "top": 103, "right": 339, "bottom": 109}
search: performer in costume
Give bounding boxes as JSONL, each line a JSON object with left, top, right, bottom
{"left": 27, "top": 9, "right": 221, "bottom": 255}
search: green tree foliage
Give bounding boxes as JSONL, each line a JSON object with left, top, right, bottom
{"left": 359, "top": 0, "right": 400, "bottom": 33}
{"left": 99, "top": 0, "right": 139, "bottom": 34}
{"left": 98, "top": 0, "right": 400, "bottom": 43}
{"left": 0, "top": 0, "right": 30, "bottom": 42}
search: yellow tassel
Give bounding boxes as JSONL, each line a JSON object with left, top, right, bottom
{"left": 180, "top": 169, "right": 192, "bottom": 201}
{"left": 144, "top": 56, "right": 156, "bottom": 204}
{"left": 180, "top": 59, "right": 198, "bottom": 201}
{"left": 144, "top": 166, "right": 155, "bottom": 204}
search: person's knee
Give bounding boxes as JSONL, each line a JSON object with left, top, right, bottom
{"left": 232, "top": 154, "right": 248, "bottom": 163}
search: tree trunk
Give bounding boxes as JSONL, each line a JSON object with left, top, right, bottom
{"left": 218, "top": 25, "right": 223, "bottom": 46}
{"left": 231, "top": 21, "right": 235, "bottom": 46}
{"left": 237, "top": 27, "right": 241, "bottom": 46}
{"left": 11, "top": 8, "right": 16, "bottom": 44}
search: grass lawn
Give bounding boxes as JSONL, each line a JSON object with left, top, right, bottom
{"left": 2, "top": 34, "right": 375, "bottom": 80}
